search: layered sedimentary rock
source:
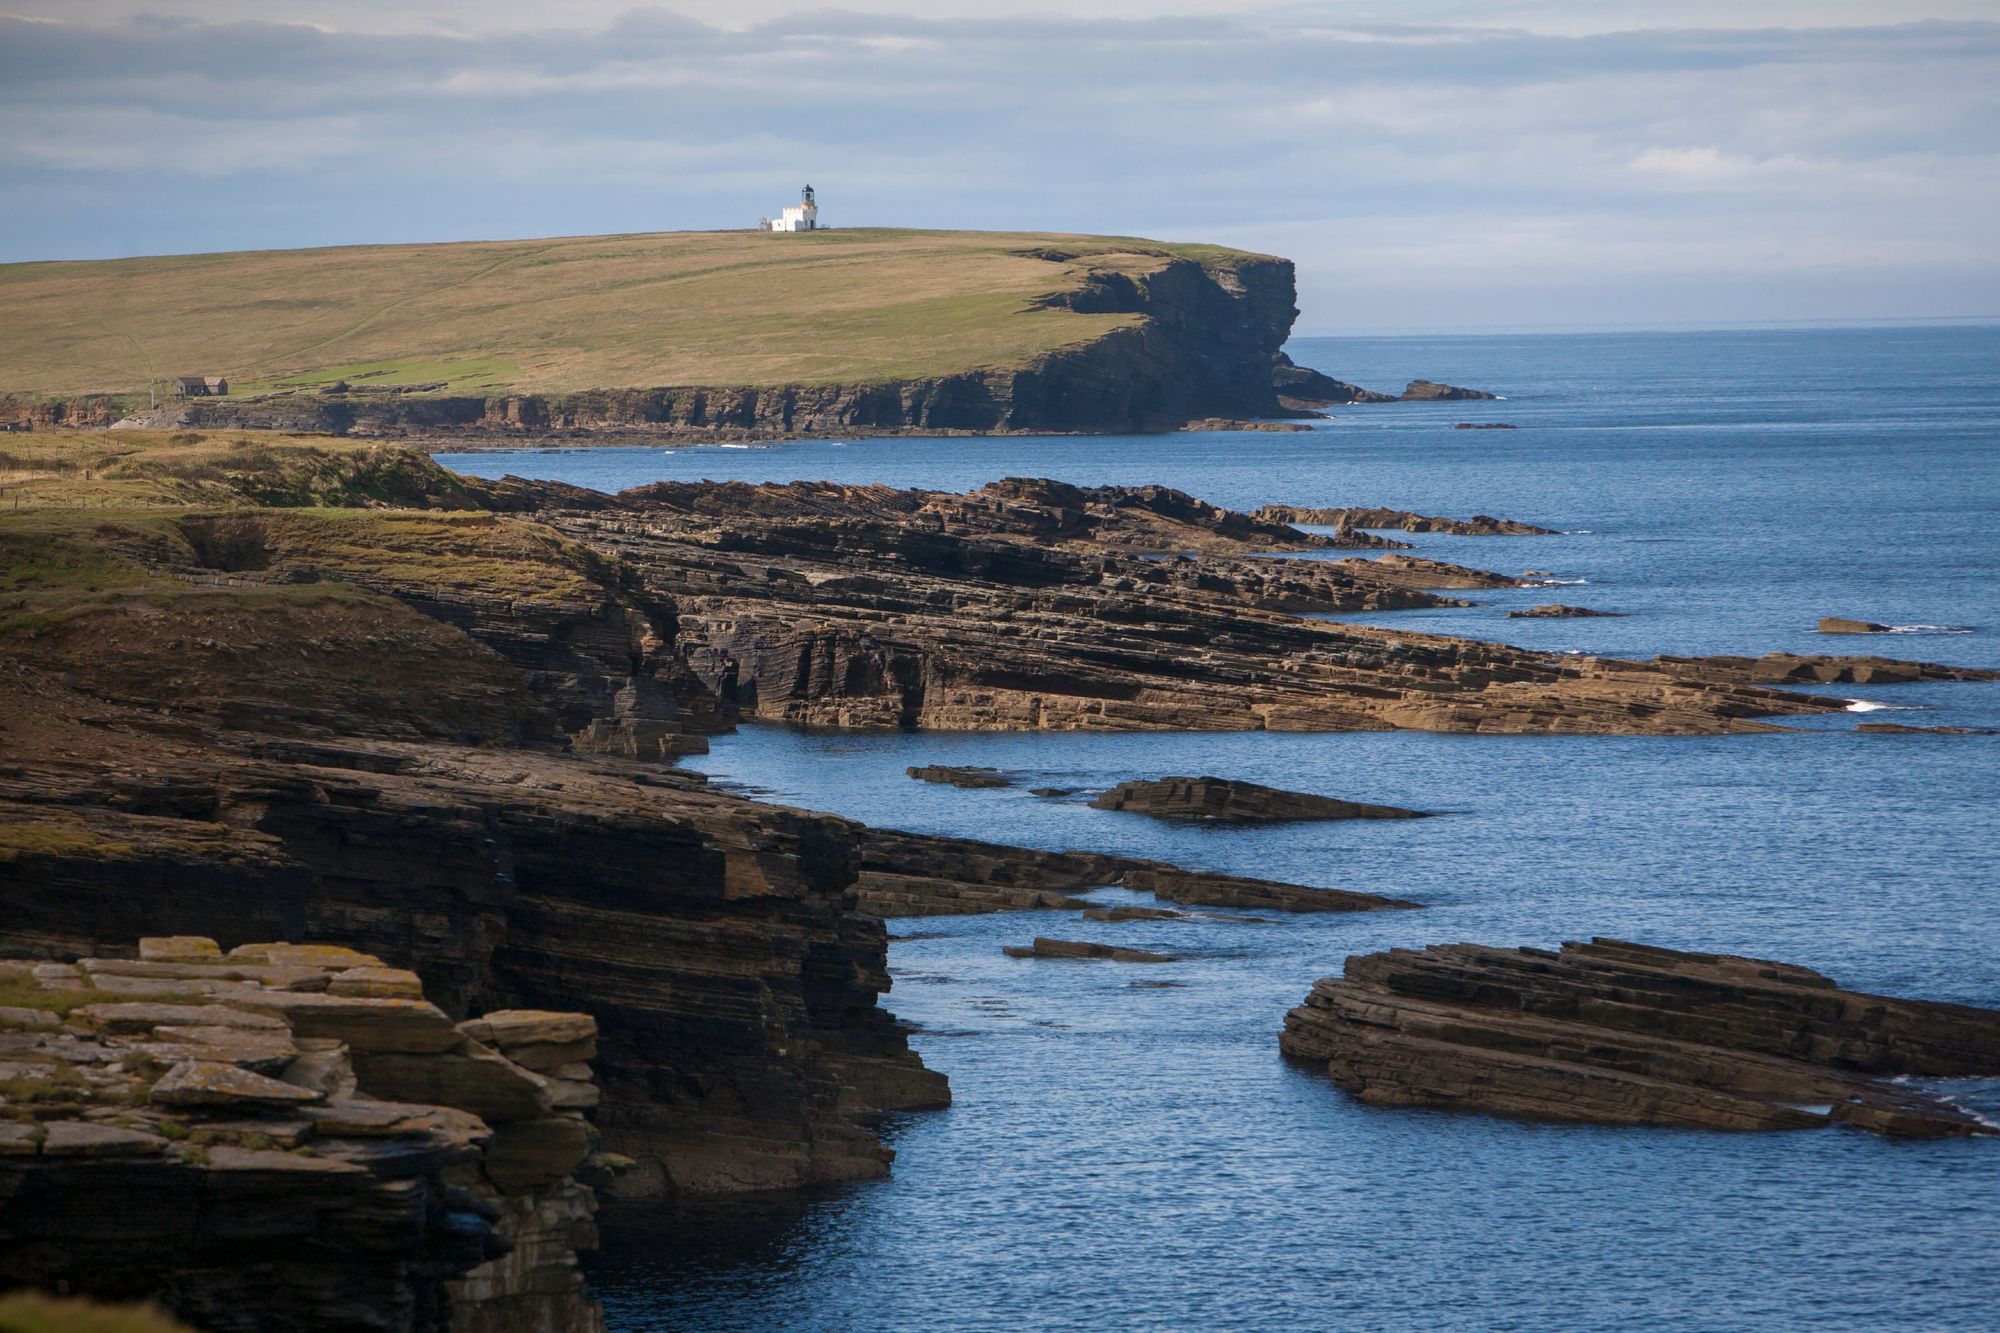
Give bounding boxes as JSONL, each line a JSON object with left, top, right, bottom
{"left": 0, "top": 675, "right": 945, "bottom": 1200}
{"left": 1281, "top": 939, "right": 2000, "bottom": 1137}
{"left": 1088, "top": 776, "right": 1429, "bottom": 823}
{"left": 907, "top": 765, "right": 1014, "bottom": 789}
{"left": 1002, "top": 938, "right": 1177, "bottom": 964}
{"left": 1267, "top": 360, "right": 1499, "bottom": 408}
{"left": 1854, "top": 723, "right": 1996, "bottom": 735}
{"left": 537, "top": 477, "right": 1889, "bottom": 736}
{"left": 1270, "top": 354, "right": 1396, "bottom": 407}
{"left": 1508, "top": 604, "right": 1624, "bottom": 619}
{"left": 0, "top": 936, "right": 605, "bottom": 1331}
{"left": 1650, "top": 653, "right": 2000, "bottom": 686}
{"left": 1397, "top": 380, "right": 1499, "bottom": 401}
{"left": 1252, "top": 505, "right": 1560, "bottom": 537}
{"left": 852, "top": 827, "right": 1416, "bottom": 917}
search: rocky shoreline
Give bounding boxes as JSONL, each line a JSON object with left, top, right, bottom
{"left": 4, "top": 429, "right": 1998, "bottom": 1326}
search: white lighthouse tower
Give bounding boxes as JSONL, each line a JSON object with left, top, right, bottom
{"left": 762, "top": 185, "right": 820, "bottom": 233}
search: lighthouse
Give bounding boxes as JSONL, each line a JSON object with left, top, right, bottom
{"left": 761, "top": 185, "right": 821, "bottom": 233}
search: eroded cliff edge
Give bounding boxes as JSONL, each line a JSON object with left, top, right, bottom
{"left": 7, "top": 247, "right": 1301, "bottom": 439}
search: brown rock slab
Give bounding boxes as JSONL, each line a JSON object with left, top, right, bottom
{"left": 907, "top": 765, "right": 1013, "bottom": 789}
{"left": 1854, "top": 722, "right": 1996, "bottom": 735}
{"left": 150, "top": 1059, "right": 325, "bottom": 1109}
{"left": 1252, "top": 504, "right": 1557, "bottom": 536}
{"left": 1281, "top": 938, "right": 2000, "bottom": 1138}
{"left": 41, "top": 1121, "right": 169, "bottom": 1157}
{"left": 327, "top": 966, "right": 425, "bottom": 999}
{"left": 1507, "top": 604, "right": 1625, "bottom": 619}
{"left": 1400, "top": 379, "right": 1499, "bottom": 401}
{"left": 234, "top": 993, "right": 464, "bottom": 1054}
{"left": 1002, "top": 938, "right": 1178, "bottom": 963}
{"left": 482, "top": 1117, "right": 592, "bottom": 1195}
{"left": 1089, "top": 776, "right": 1428, "bottom": 823}
{"left": 138, "top": 936, "right": 224, "bottom": 964}
{"left": 1819, "top": 616, "right": 1890, "bottom": 634}
{"left": 75, "top": 1003, "right": 288, "bottom": 1035}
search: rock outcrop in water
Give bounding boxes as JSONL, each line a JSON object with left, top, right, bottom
{"left": 1397, "top": 380, "right": 1499, "bottom": 402}
{"left": 852, "top": 827, "right": 1417, "bottom": 917}
{"left": 1818, "top": 617, "right": 1891, "bottom": 634}
{"left": 0, "top": 936, "right": 606, "bottom": 1330}
{"left": 1650, "top": 653, "right": 2000, "bottom": 687}
{"left": 1281, "top": 938, "right": 2000, "bottom": 1137}
{"left": 907, "top": 765, "right": 1015, "bottom": 789}
{"left": 1088, "top": 776, "right": 1429, "bottom": 823}
{"left": 1003, "top": 938, "right": 1177, "bottom": 963}
{"left": 1267, "top": 360, "right": 1499, "bottom": 409}
{"left": 541, "top": 477, "right": 1888, "bottom": 736}
{"left": 1252, "top": 505, "right": 1559, "bottom": 536}
{"left": 1508, "top": 604, "right": 1624, "bottom": 619}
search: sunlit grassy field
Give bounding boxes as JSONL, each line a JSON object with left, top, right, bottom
{"left": 0, "top": 228, "right": 1268, "bottom": 399}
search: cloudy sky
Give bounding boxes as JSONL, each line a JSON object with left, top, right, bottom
{"left": 4, "top": 2, "right": 1995, "bottom": 331}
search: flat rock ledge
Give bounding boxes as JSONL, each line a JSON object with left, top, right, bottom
{"left": 1507, "top": 604, "right": 1625, "bottom": 619}
{"left": 855, "top": 826, "right": 1418, "bottom": 917}
{"left": 0, "top": 937, "right": 610, "bottom": 1331}
{"left": 1854, "top": 722, "right": 1997, "bottom": 736}
{"left": 1003, "top": 938, "right": 1177, "bottom": 964}
{"left": 1281, "top": 938, "right": 2000, "bottom": 1138}
{"left": 907, "top": 765, "right": 1014, "bottom": 789}
{"left": 1089, "top": 776, "right": 1429, "bottom": 823}
{"left": 1252, "top": 504, "right": 1558, "bottom": 537}
{"left": 1818, "top": 616, "right": 1891, "bottom": 634}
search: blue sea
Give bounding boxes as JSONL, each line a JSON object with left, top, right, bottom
{"left": 439, "top": 325, "right": 2000, "bottom": 1332}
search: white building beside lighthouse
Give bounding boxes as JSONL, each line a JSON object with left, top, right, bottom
{"left": 760, "top": 185, "right": 820, "bottom": 232}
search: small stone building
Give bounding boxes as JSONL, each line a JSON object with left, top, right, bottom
{"left": 172, "top": 375, "right": 229, "bottom": 396}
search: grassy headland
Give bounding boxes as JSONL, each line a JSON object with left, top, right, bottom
{"left": 0, "top": 228, "right": 1274, "bottom": 405}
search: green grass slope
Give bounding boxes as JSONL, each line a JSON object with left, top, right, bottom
{"left": 0, "top": 228, "right": 1271, "bottom": 401}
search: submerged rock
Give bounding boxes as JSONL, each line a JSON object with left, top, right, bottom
{"left": 1854, "top": 722, "right": 1997, "bottom": 735}
{"left": 907, "top": 765, "right": 1015, "bottom": 789}
{"left": 1003, "top": 938, "right": 1178, "bottom": 964}
{"left": 1282, "top": 938, "right": 2000, "bottom": 1138}
{"left": 1507, "top": 604, "right": 1625, "bottom": 619}
{"left": 1081, "top": 906, "right": 1185, "bottom": 922}
{"left": 1089, "top": 776, "right": 1429, "bottom": 823}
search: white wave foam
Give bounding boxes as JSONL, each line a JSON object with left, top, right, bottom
{"left": 1845, "top": 700, "right": 1902, "bottom": 713}
{"left": 1529, "top": 577, "right": 1589, "bottom": 586}
{"left": 1886, "top": 624, "right": 1974, "bottom": 634}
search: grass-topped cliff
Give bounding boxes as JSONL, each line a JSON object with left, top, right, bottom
{"left": 1, "top": 229, "right": 1295, "bottom": 435}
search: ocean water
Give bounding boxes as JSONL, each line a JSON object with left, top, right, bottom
{"left": 439, "top": 325, "right": 2000, "bottom": 1331}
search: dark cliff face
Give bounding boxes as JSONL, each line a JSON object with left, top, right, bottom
{"left": 85, "top": 253, "right": 1302, "bottom": 439}
{"left": 0, "top": 741, "right": 949, "bottom": 1201}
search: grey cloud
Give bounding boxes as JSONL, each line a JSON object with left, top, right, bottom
{"left": 1, "top": 8, "right": 1995, "bottom": 328}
